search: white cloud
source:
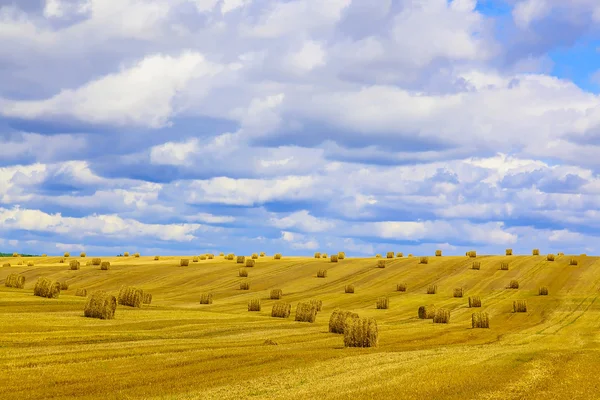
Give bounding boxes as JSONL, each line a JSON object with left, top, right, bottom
{"left": 281, "top": 230, "right": 319, "bottom": 249}
{"left": 285, "top": 41, "right": 326, "bottom": 72}
{"left": 270, "top": 210, "right": 335, "bottom": 232}
{"left": 150, "top": 138, "right": 200, "bottom": 166}
{"left": 2, "top": 51, "right": 223, "bottom": 128}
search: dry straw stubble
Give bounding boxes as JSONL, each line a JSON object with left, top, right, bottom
{"left": 84, "top": 291, "right": 117, "bottom": 320}
{"left": 344, "top": 317, "right": 378, "bottom": 348}
{"left": 34, "top": 277, "right": 60, "bottom": 298}
{"left": 329, "top": 309, "right": 359, "bottom": 334}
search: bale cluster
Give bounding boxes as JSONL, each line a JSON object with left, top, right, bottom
{"left": 252, "top": 253, "right": 258, "bottom": 259}
{"left": 377, "top": 260, "right": 386, "bottom": 268}
{"left": 344, "top": 317, "right": 378, "bottom": 348}
{"left": 246, "top": 259, "right": 255, "bottom": 268}
{"left": 309, "top": 299, "right": 322, "bottom": 312}
{"left": 509, "top": 280, "right": 519, "bottom": 289}
{"left": 472, "top": 261, "right": 481, "bottom": 270}
{"left": 237, "top": 256, "right": 246, "bottom": 264}
{"left": 118, "top": 286, "right": 143, "bottom": 308}
{"left": 453, "top": 288, "right": 464, "bottom": 298}
{"left": 435, "top": 250, "right": 442, "bottom": 257}
{"left": 270, "top": 289, "right": 283, "bottom": 300}
{"left": 500, "top": 262, "right": 509, "bottom": 270}
{"left": 330, "top": 255, "right": 338, "bottom": 263}
{"left": 345, "top": 284, "right": 355, "bottom": 293}
{"left": 240, "top": 281, "right": 250, "bottom": 290}
{"left": 513, "top": 300, "right": 527, "bottom": 313}
{"left": 143, "top": 293, "right": 152, "bottom": 304}
{"left": 295, "top": 302, "right": 318, "bottom": 323}
{"left": 433, "top": 308, "right": 450, "bottom": 324}
{"left": 420, "top": 257, "right": 429, "bottom": 264}
{"left": 84, "top": 291, "right": 117, "bottom": 320}
{"left": 532, "top": 249, "right": 540, "bottom": 256}
{"left": 329, "top": 309, "right": 359, "bottom": 334}
{"left": 239, "top": 268, "right": 248, "bottom": 277}
{"left": 60, "top": 281, "right": 69, "bottom": 290}
{"left": 80, "top": 252, "right": 86, "bottom": 257}
{"left": 5, "top": 273, "right": 25, "bottom": 289}
{"left": 314, "top": 252, "right": 321, "bottom": 258}
{"left": 75, "top": 288, "right": 87, "bottom": 297}
{"left": 386, "top": 252, "right": 394, "bottom": 259}
{"left": 376, "top": 297, "right": 389, "bottom": 309}
{"left": 70, "top": 260, "right": 80, "bottom": 270}
{"left": 427, "top": 285, "right": 437, "bottom": 294}
{"left": 539, "top": 286, "right": 549, "bottom": 296}
{"left": 248, "top": 299, "right": 261, "bottom": 311}
{"left": 274, "top": 253, "right": 282, "bottom": 260}
{"left": 396, "top": 252, "right": 403, "bottom": 258}
{"left": 468, "top": 296, "right": 481, "bottom": 308}
{"left": 472, "top": 312, "right": 489, "bottom": 328}
{"left": 396, "top": 283, "right": 407, "bottom": 292}
{"left": 570, "top": 258, "right": 578, "bottom": 266}
{"left": 317, "top": 269, "right": 327, "bottom": 278}
{"left": 271, "top": 302, "right": 291, "bottom": 318}
{"left": 200, "top": 293, "right": 213, "bottom": 304}
{"left": 180, "top": 259, "right": 189, "bottom": 266}
{"left": 547, "top": 254, "right": 555, "bottom": 261}
{"left": 34, "top": 277, "right": 60, "bottom": 298}
{"left": 418, "top": 305, "right": 436, "bottom": 319}
{"left": 100, "top": 261, "right": 110, "bottom": 270}
{"left": 92, "top": 258, "right": 101, "bottom": 266}
{"left": 338, "top": 252, "right": 345, "bottom": 260}
{"left": 506, "top": 249, "right": 513, "bottom": 256}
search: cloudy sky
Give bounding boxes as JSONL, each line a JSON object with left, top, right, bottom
{"left": 1, "top": 0, "right": 600, "bottom": 256}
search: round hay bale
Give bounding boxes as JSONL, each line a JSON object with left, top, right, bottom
{"left": 344, "top": 284, "right": 354, "bottom": 293}
{"left": 124, "top": 252, "right": 130, "bottom": 257}
{"left": 329, "top": 309, "right": 359, "bottom": 334}
{"left": 248, "top": 298, "right": 261, "bottom": 312}
{"left": 75, "top": 288, "right": 88, "bottom": 297}
{"left": 472, "top": 261, "right": 481, "bottom": 270}
{"left": 539, "top": 286, "right": 549, "bottom": 296}
{"left": 69, "top": 260, "right": 80, "bottom": 270}
{"left": 317, "top": 269, "right": 327, "bottom": 278}
{"left": 453, "top": 288, "right": 464, "bottom": 298}
{"left": 63, "top": 252, "right": 70, "bottom": 257}
{"left": 513, "top": 300, "right": 527, "bottom": 313}
{"left": 314, "top": 252, "right": 321, "bottom": 258}
{"left": 80, "top": 252, "right": 86, "bottom": 257}
{"left": 338, "top": 252, "right": 345, "bottom": 260}
{"left": 192, "top": 256, "right": 199, "bottom": 263}
{"left": 239, "top": 268, "right": 248, "bottom": 277}
{"left": 468, "top": 296, "right": 481, "bottom": 308}
{"left": 270, "top": 289, "right": 283, "bottom": 300}
{"left": 427, "top": 285, "right": 437, "bottom": 294}
{"left": 259, "top": 252, "right": 265, "bottom": 257}
{"left": 295, "top": 302, "right": 317, "bottom": 323}
{"left": 239, "top": 281, "right": 250, "bottom": 290}
{"left": 117, "top": 286, "right": 143, "bottom": 308}
{"left": 472, "top": 312, "right": 489, "bottom": 328}
{"left": 143, "top": 293, "right": 153, "bottom": 304}
{"left": 84, "top": 291, "right": 117, "bottom": 320}
{"left": 330, "top": 255, "right": 338, "bottom": 263}
{"left": 396, "top": 283, "right": 407, "bottom": 292}
{"left": 134, "top": 253, "right": 140, "bottom": 258}
{"left": 100, "top": 261, "right": 110, "bottom": 270}
{"left": 237, "top": 255, "right": 246, "bottom": 264}
{"left": 252, "top": 253, "right": 258, "bottom": 259}
{"left": 343, "top": 317, "right": 378, "bottom": 348}
{"left": 27, "top": 261, "right": 34, "bottom": 267}
{"left": 200, "top": 255, "right": 207, "bottom": 260}
{"left": 547, "top": 254, "right": 555, "bottom": 261}
{"left": 91, "top": 258, "right": 101, "bottom": 265}
{"left": 433, "top": 308, "right": 450, "bottom": 324}
{"left": 271, "top": 302, "right": 291, "bottom": 318}
{"left": 419, "top": 256, "right": 429, "bottom": 264}
{"left": 532, "top": 249, "right": 540, "bottom": 256}
{"left": 5, "top": 273, "right": 25, "bottom": 289}
{"left": 509, "top": 280, "right": 519, "bottom": 289}
{"left": 418, "top": 305, "right": 436, "bottom": 319}
{"left": 60, "top": 281, "right": 69, "bottom": 290}
{"left": 376, "top": 297, "right": 389, "bottom": 309}
{"left": 12, "top": 252, "right": 18, "bottom": 257}
{"left": 386, "top": 252, "right": 394, "bottom": 258}
{"left": 377, "top": 260, "right": 386, "bottom": 268}
{"left": 435, "top": 250, "right": 442, "bottom": 256}
{"left": 33, "top": 277, "right": 60, "bottom": 298}
{"left": 506, "top": 249, "right": 513, "bottom": 256}
{"left": 200, "top": 293, "right": 213, "bottom": 304}
{"left": 2, "top": 263, "right": 10, "bottom": 268}
{"left": 180, "top": 259, "right": 189, "bottom": 266}
{"left": 569, "top": 258, "right": 578, "bottom": 266}
{"left": 246, "top": 259, "right": 255, "bottom": 267}
{"left": 154, "top": 256, "right": 160, "bottom": 260}
{"left": 274, "top": 253, "right": 282, "bottom": 260}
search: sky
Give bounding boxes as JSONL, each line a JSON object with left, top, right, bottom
{"left": 1, "top": 0, "right": 600, "bottom": 256}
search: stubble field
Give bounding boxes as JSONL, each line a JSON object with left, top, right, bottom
{"left": 2, "top": 253, "right": 600, "bottom": 399}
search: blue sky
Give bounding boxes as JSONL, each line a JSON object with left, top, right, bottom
{"left": 1, "top": 0, "right": 600, "bottom": 256}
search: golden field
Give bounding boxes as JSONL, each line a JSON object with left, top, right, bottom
{"left": 2, "top": 254, "right": 600, "bottom": 399}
